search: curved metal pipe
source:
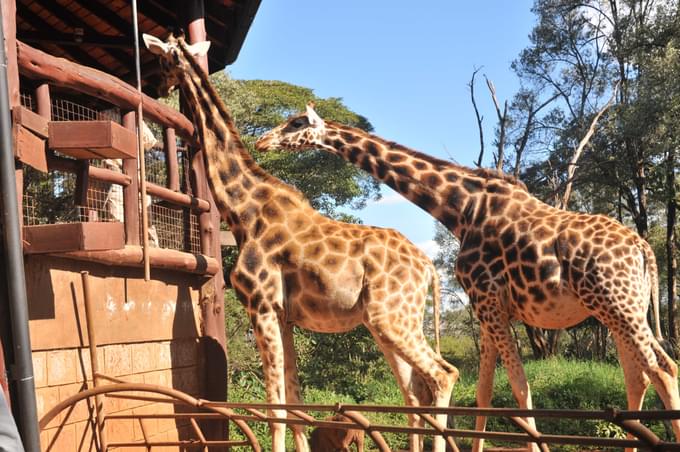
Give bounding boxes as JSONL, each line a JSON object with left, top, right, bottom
{"left": 38, "top": 383, "right": 261, "bottom": 452}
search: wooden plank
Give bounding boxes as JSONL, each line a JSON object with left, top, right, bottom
{"left": 164, "top": 127, "right": 180, "bottom": 191}
{"left": 122, "top": 112, "right": 140, "bottom": 245}
{"left": 13, "top": 125, "right": 47, "bottom": 172}
{"left": 55, "top": 245, "right": 219, "bottom": 276}
{"left": 220, "top": 230, "right": 236, "bottom": 247}
{"left": 23, "top": 222, "right": 124, "bottom": 254}
{"left": 48, "top": 120, "right": 137, "bottom": 160}
{"left": 146, "top": 181, "right": 211, "bottom": 212}
{"left": 12, "top": 106, "right": 48, "bottom": 138}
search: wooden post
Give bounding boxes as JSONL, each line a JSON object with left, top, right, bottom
{"left": 185, "top": 0, "right": 228, "bottom": 445}
{"left": 122, "top": 111, "right": 140, "bottom": 245}
{"left": 80, "top": 271, "right": 108, "bottom": 451}
{"left": 164, "top": 127, "right": 179, "bottom": 191}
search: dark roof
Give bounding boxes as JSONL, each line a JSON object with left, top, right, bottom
{"left": 17, "top": 0, "right": 261, "bottom": 96}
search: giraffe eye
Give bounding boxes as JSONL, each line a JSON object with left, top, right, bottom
{"left": 291, "top": 118, "right": 307, "bottom": 129}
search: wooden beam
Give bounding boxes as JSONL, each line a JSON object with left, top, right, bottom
{"left": 17, "top": 41, "right": 196, "bottom": 142}
{"left": 122, "top": 112, "right": 140, "bottom": 245}
{"left": 12, "top": 125, "right": 47, "bottom": 172}
{"left": 13, "top": 106, "right": 48, "bottom": 138}
{"left": 146, "top": 182, "right": 210, "bottom": 212}
{"left": 16, "top": 3, "right": 109, "bottom": 73}
{"left": 31, "top": 0, "right": 134, "bottom": 74}
{"left": 23, "top": 222, "right": 125, "bottom": 254}
{"left": 55, "top": 245, "right": 219, "bottom": 276}
{"left": 18, "top": 31, "right": 133, "bottom": 49}
{"left": 164, "top": 127, "right": 180, "bottom": 191}
{"left": 46, "top": 154, "right": 131, "bottom": 186}
{"left": 219, "top": 230, "right": 236, "bottom": 247}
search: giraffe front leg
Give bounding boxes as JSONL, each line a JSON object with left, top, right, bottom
{"left": 492, "top": 320, "right": 541, "bottom": 452}
{"left": 281, "top": 322, "right": 310, "bottom": 452}
{"left": 251, "top": 309, "right": 288, "bottom": 452}
{"left": 472, "top": 326, "right": 498, "bottom": 452}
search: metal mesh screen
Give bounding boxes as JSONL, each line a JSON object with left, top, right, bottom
{"left": 145, "top": 146, "right": 167, "bottom": 187}
{"left": 20, "top": 91, "right": 34, "bottom": 111}
{"left": 22, "top": 167, "right": 116, "bottom": 225}
{"left": 51, "top": 97, "right": 121, "bottom": 123}
{"left": 143, "top": 198, "right": 201, "bottom": 253}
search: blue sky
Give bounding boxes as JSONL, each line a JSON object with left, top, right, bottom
{"left": 229, "top": 1, "right": 536, "bottom": 257}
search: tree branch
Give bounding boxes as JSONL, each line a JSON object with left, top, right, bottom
{"left": 558, "top": 81, "right": 619, "bottom": 209}
{"left": 469, "top": 68, "right": 485, "bottom": 167}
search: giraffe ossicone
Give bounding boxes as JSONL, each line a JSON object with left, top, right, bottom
{"left": 145, "top": 34, "right": 458, "bottom": 452}
{"left": 257, "top": 104, "right": 680, "bottom": 452}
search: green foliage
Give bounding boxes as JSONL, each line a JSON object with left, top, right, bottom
{"left": 453, "top": 358, "right": 670, "bottom": 450}
{"left": 211, "top": 75, "right": 381, "bottom": 218}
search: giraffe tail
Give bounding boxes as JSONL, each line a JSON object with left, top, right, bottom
{"left": 644, "top": 241, "right": 663, "bottom": 341}
{"left": 430, "top": 264, "right": 442, "bottom": 355}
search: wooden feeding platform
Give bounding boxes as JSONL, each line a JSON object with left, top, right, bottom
{"left": 48, "top": 120, "right": 136, "bottom": 160}
{"left": 22, "top": 222, "right": 124, "bottom": 255}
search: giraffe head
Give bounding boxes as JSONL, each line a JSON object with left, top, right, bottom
{"left": 142, "top": 33, "right": 211, "bottom": 97}
{"left": 255, "top": 103, "right": 327, "bottom": 152}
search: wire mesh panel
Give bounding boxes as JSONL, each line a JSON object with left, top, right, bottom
{"left": 51, "top": 97, "right": 121, "bottom": 123}
{"left": 23, "top": 166, "right": 120, "bottom": 225}
{"left": 20, "top": 91, "right": 34, "bottom": 111}
{"left": 145, "top": 146, "right": 167, "bottom": 187}
{"left": 144, "top": 198, "right": 202, "bottom": 254}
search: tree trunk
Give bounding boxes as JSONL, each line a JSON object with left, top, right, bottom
{"left": 666, "top": 146, "right": 677, "bottom": 343}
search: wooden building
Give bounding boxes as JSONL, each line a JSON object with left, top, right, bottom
{"left": 0, "top": 0, "right": 260, "bottom": 450}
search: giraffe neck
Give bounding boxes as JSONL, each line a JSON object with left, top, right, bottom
{"left": 175, "top": 45, "right": 306, "bottom": 241}
{"left": 320, "top": 122, "right": 517, "bottom": 238}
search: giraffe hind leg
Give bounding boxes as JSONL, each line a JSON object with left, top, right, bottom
{"left": 601, "top": 313, "right": 680, "bottom": 440}
{"left": 367, "top": 321, "right": 458, "bottom": 452}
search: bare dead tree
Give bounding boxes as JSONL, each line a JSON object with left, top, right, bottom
{"left": 469, "top": 68, "right": 485, "bottom": 167}
{"left": 485, "top": 75, "right": 508, "bottom": 171}
{"left": 512, "top": 92, "right": 560, "bottom": 179}
{"left": 557, "top": 82, "right": 619, "bottom": 209}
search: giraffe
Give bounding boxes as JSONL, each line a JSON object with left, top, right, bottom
{"left": 256, "top": 103, "right": 680, "bottom": 452}
{"left": 143, "top": 34, "right": 459, "bottom": 452}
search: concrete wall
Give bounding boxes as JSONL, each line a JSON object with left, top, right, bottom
{"left": 26, "top": 256, "right": 209, "bottom": 451}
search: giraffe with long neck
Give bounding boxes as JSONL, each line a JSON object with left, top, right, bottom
{"left": 144, "top": 35, "right": 459, "bottom": 452}
{"left": 257, "top": 104, "right": 680, "bottom": 452}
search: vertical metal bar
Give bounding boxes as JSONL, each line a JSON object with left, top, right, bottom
{"left": 137, "top": 417, "right": 151, "bottom": 452}
{"left": 131, "top": 0, "right": 150, "bottom": 281}
{"left": 80, "top": 272, "right": 107, "bottom": 451}
{"left": 189, "top": 417, "right": 209, "bottom": 452}
{"left": 0, "top": 0, "right": 40, "bottom": 448}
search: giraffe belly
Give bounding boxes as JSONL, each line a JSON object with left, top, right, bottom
{"left": 516, "top": 291, "right": 591, "bottom": 329}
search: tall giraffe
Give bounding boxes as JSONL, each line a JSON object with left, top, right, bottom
{"left": 256, "top": 103, "right": 680, "bottom": 451}
{"left": 143, "top": 35, "right": 459, "bottom": 452}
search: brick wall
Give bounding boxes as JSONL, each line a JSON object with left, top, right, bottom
{"left": 25, "top": 256, "right": 216, "bottom": 451}
{"left": 35, "top": 339, "right": 203, "bottom": 451}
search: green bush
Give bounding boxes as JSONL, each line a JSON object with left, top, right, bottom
{"left": 452, "top": 357, "right": 670, "bottom": 450}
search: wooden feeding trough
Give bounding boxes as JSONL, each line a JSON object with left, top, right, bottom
{"left": 48, "top": 120, "right": 137, "bottom": 160}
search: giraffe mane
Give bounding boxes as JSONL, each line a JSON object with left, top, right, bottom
{"left": 177, "top": 40, "right": 309, "bottom": 203}
{"left": 325, "top": 120, "right": 529, "bottom": 192}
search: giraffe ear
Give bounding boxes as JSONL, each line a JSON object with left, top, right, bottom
{"left": 186, "top": 41, "right": 211, "bottom": 57}
{"left": 306, "top": 102, "right": 324, "bottom": 127}
{"left": 143, "top": 33, "right": 169, "bottom": 55}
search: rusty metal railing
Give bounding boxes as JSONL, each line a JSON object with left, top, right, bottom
{"left": 39, "top": 382, "right": 680, "bottom": 451}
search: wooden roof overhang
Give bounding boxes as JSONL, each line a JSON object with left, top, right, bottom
{"left": 16, "top": 0, "right": 261, "bottom": 97}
